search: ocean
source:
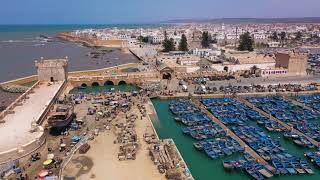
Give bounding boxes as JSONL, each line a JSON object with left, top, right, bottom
{"left": 0, "top": 24, "right": 164, "bottom": 82}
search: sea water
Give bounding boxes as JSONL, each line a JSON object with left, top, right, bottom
{"left": 151, "top": 99, "right": 320, "bottom": 180}
{"left": 0, "top": 24, "right": 165, "bottom": 82}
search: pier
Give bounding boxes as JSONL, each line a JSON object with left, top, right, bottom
{"left": 190, "top": 97, "right": 276, "bottom": 172}
{"left": 146, "top": 99, "right": 195, "bottom": 180}
{"left": 236, "top": 96, "right": 320, "bottom": 147}
{"left": 282, "top": 95, "right": 320, "bottom": 114}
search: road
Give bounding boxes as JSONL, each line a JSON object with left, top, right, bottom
{"left": 163, "top": 74, "right": 320, "bottom": 93}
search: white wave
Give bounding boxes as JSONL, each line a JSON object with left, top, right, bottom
{"left": 33, "top": 44, "right": 46, "bottom": 47}
{"left": 1, "top": 40, "right": 27, "bottom": 43}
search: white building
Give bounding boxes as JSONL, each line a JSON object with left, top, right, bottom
{"left": 268, "top": 42, "right": 281, "bottom": 48}
{"left": 176, "top": 57, "right": 199, "bottom": 66}
{"left": 148, "top": 35, "right": 165, "bottom": 44}
{"left": 192, "top": 48, "right": 221, "bottom": 57}
{"left": 260, "top": 68, "right": 288, "bottom": 77}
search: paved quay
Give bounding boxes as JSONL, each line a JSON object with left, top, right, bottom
{"left": 190, "top": 98, "right": 276, "bottom": 172}
{"left": 0, "top": 82, "right": 63, "bottom": 153}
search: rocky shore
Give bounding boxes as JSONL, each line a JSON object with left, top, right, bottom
{"left": 0, "top": 89, "right": 21, "bottom": 112}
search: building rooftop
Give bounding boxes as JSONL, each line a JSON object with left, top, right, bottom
{"left": 226, "top": 52, "right": 276, "bottom": 64}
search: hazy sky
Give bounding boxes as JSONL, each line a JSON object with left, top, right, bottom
{"left": 1, "top": 0, "right": 320, "bottom": 24}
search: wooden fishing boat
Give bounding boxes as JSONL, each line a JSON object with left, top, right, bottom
{"left": 223, "top": 161, "right": 234, "bottom": 170}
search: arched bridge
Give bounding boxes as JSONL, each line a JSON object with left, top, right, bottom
{"left": 68, "top": 72, "right": 159, "bottom": 87}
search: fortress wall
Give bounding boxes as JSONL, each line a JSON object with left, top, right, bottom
{"left": 0, "top": 75, "right": 38, "bottom": 86}
{"left": 0, "top": 81, "right": 39, "bottom": 120}
{"left": 0, "top": 148, "right": 19, "bottom": 163}
{"left": 0, "top": 63, "right": 139, "bottom": 87}
{"left": 68, "top": 63, "right": 139, "bottom": 77}
{"left": 0, "top": 131, "right": 45, "bottom": 164}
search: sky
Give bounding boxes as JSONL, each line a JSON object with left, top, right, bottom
{"left": 1, "top": 0, "right": 320, "bottom": 24}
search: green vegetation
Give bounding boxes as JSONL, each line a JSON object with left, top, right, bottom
{"left": 138, "top": 35, "right": 149, "bottom": 43}
{"left": 201, "top": 31, "right": 210, "bottom": 48}
{"left": 280, "top": 31, "right": 286, "bottom": 46}
{"left": 178, "top": 34, "right": 188, "bottom": 51}
{"left": 21, "top": 80, "right": 37, "bottom": 87}
{"left": 238, "top": 32, "right": 254, "bottom": 51}
{"left": 295, "top": 31, "right": 302, "bottom": 41}
{"left": 121, "top": 67, "right": 140, "bottom": 73}
{"left": 162, "top": 31, "right": 175, "bottom": 52}
{"left": 271, "top": 31, "right": 278, "bottom": 41}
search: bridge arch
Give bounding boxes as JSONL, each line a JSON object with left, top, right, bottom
{"left": 118, "top": 80, "right": 127, "bottom": 85}
{"left": 104, "top": 80, "right": 114, "bottom": 86}
{"left": 80, "top": 83, "right": 88, "bottom": 87}
{"left": 223, "top": 66, "right": 229, "bottom": 72}
{"left": 92, "top": 82, "right": 100, "bottom": 87}
{"left": 162, "top": 72, "right": 172, "bottom": 80}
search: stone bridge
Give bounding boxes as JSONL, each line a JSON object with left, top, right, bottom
{"left": 68, "top": 72, "right": 160, "bottom": 87}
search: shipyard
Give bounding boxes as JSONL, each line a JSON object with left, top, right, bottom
{"left": 3, "top": 3, "right": 320, "bottom": 179}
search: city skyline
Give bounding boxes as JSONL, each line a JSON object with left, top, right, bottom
{"left": 1, "top": 0, "right": 320, "bottom": 24}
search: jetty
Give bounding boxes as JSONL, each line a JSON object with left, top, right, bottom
{"left": 190, "top": 97, "right": 276, "bottom": 172}
{"left": 282, "top": 95, "right": 320, "bottom": 114}
{"left": 147, "top": 99, "right": 194, "bottom": 180}
{"left": 236, "top": 96, "right": 320, "bottom": 147}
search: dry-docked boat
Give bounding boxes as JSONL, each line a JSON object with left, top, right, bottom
{"left": 47, "top": 104, "right": 76, "bottom": 128}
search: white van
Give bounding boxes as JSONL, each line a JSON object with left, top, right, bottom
{"left": 201, "top": 85, "right": 207, "bottom": 93}
{"left": 182, "top": 84, "right": 188, "bottom": 92}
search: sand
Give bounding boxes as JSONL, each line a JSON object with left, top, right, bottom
{"left": 63, "top": 100, "right": 165, "bottom": 180}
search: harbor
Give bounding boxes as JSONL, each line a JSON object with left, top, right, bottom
{"left": 59, "top": 88, "right": 193, "bottom": 180}
{"left": 151, "top": 96, "right": 320, "bottom": 180}
{"left": 3, "top": 18, "right": 320, "bottom": 180}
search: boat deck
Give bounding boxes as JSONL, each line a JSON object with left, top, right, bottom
{"left": 0, "top": 82, "right": 63, "bottom": 152}
{"left": 190, "top": 98, "right": 276, "bottom": 172}
{"left": 237, "top": 96, "right": 320, "bottom": 147}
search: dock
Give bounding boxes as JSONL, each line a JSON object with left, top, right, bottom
{"left": 282, "top": 95, "right": 320, "bottom": 114}
{"left": 236, "top": 96, "right": 320, "bottom": 147}
{"left": 190, "top": 97, "right": 276, "bottom": 172}
{"left": 146, "top": 99, "right": 195, "bottom": 180}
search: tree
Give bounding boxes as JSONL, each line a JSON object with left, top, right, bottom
{"left": 271, "top": 32, "right": 278, "bottom": 41}
{"left": 162, "top": 31, "right": 175, "bottom": 52}
{"left": 238, "top": 32, "right": 254, "bottom": 51}
{"left": 178, "top": 34, "right": 188, "bottom": 51}
{"left": 168, "top": 38, "right": 176, "bottom": 51}
{"left": 280, "top": 31, "right": 286, "bottom": 46}
{"left": 201, "top": 31, "right": 210, "bottom": 48}
{"left": 250, "top": 65, "right": 259, "bottom": 75}
{"left": 138, "top": 35, "right": 148, "bottom": 43}
{"left": 295, "top": 31, "right": 302, "bottom": 41}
